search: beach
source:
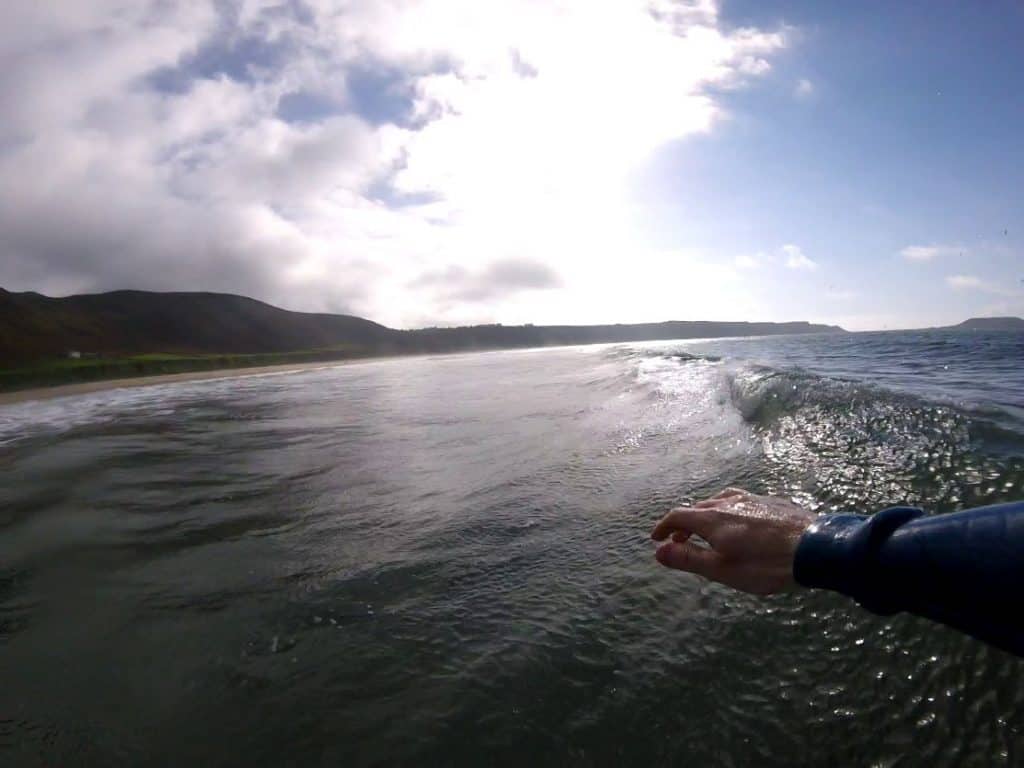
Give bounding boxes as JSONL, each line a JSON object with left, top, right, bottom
{"left": 0, "top": 359, "right": 357, "bottom": 406}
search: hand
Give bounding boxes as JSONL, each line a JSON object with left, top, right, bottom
{"left": 650, "top": 488, "right": 816, "bottom": 595}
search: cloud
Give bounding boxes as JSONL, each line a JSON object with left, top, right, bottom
{"left": 411, "top": 258, "right": 561, "bottom": 303}
{"left": 946, "top": 274, "right": 983, "bottom": 289}
{"left": 794, "top": 78, "right": 813, "bottom": 98}
{"left": 946, "top": 274, "right": 1023, "bottom": 298}
{"left": 736, "top": 246, "right": 818, "bottom": 272}
{"left": 901, "top": 244, "right": 961, "bottom": 262}
{"left": 739, "top": 57, "right": 772, "bottom": 76}
{"left": 782, "top": 244, "right": 817, "bottom": 270}
{"left": 0, "top": 0, "right": 788, "bottom": 326}
{"left": 734, "top": 253, "right": 765, "bottom": 270}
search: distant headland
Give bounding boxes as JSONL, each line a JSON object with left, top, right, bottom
{"left": 0, "top": 286, "right": 845, "bottom": 391}
{"left": 948, "top": 317, "right": 1024, "bottom": 332}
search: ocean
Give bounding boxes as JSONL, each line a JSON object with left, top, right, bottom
{"left": 1, "top": 330, "right": 1022, "bottom": 766}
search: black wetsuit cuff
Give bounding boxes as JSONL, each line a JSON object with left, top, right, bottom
{"left": 793, "top": 508, "right": 924, "bottom": 613}
{"left": 793, "top": 514, "right": 867, "bottom": 595}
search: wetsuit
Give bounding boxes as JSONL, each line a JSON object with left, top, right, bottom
{"left": 794, "top": 501, "right": 1024, "bottom": 657}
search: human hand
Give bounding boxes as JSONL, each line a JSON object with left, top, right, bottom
{"left": 650, "top": 488, "right": 817, "bottom": 595}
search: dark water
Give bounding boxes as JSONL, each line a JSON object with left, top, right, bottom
{"left": 1, "top": 330, "right": 1023, "bottom": 766}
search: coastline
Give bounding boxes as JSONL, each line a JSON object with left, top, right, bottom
{"left": 0, "top": 326, "right": 866, "bottom": 408}
{"left": 0, "top": 358, "right": 362, "bottom": 406}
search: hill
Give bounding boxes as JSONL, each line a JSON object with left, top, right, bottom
{"left": 952, "top": 316, "right": 1024, "bottom": 332}
{"left": 0, "top": 287, "right": 845, "bottom": 366}
{"left": 0, "top": 288, "right": 397, "bottom": 363}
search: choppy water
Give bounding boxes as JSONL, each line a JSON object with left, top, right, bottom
{"left": 1, "top": 330, "right": 1023, "bottom": 766}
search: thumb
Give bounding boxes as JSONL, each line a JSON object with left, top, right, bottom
{"left": 655, "top": 541, "right": 723, "bottom": 581}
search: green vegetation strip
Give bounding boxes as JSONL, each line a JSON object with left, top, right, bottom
{"left": 0, "top": 347, "right": 371, "bottom": 392}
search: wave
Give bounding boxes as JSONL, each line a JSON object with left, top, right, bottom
{"left": 619, "top": 344, "right": 1024, "bottom": 511}
{"left": 613, "top": 343, "right": 1023, "bottom": 442}
{"left": 727, "top": 363, "right": 1024, "bottom": 453}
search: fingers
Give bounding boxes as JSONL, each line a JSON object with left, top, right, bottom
{"left": 713, "top": 487, "right": 747, "bottom": 499}
{"left": 655, "top": 541, "right": 723, "bottom": 580}
{"left": 650, "top": 507, "right": 719, "bottom": 542}
{"left": 694, "top": 487, "right": 748, "bottom": 508}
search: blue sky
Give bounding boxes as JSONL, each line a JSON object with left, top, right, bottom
{"left": 632, "top": 0, "right": 1024, "bottom": 328}
{"left": 0, "top": 0, "right": 1020, "bottom": 330}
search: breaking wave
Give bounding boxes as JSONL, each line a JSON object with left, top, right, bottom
{"left": 617, "top": 343, "right": 1024, "bottom": 514}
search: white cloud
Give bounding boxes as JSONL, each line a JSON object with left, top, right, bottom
{"left": 0, "top": 0, "right": 788, "bottom": 327}
{"left": 946, "top": 274, "right": 983, "bottom": 289}
{"left": 734, "top": 252, "right": 768, "bottom": 270}
{"left": 739, "top": 56, "right": 772, "bottom": 76}
{"left": 782, "top": 244, "right": 817, "bottom": 270}
{"left": 946, "top": 274, "right": 1023, "bottom": 298}
{"left": 794, "top": 78, "right": 813, "bottom": 98}
{"left": 901, "top": 244, "right": 961, "bottom": 262}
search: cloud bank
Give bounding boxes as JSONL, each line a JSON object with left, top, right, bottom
{"left": 0, "top": 0, "right": 787, "bottom": 326}
{"left": 901, "top": 244, "right": 960, "bottom": 262}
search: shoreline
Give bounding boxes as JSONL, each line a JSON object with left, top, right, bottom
{"left": 0, "top": 328, "right": 862, "bottom": 408}
{"left": 0, "top": 358, "right": 365, "bottom": 406}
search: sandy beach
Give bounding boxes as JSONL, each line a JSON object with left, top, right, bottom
{"left": 0, "top": 359, "right": 360, "bottom": 406}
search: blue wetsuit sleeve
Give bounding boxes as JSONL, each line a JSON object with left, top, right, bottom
{"left": 793, "top": 501, "right": 1024, "bottom": 657}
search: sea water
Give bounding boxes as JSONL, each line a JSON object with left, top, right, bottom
{"left": 1, "top": 330, "right": 1022, "bottom": 765}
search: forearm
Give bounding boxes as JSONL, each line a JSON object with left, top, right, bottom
{"left": 794, "top": 502, "right": 1024, "bottom": 656}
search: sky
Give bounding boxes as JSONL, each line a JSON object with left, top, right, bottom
{"left": 1, "top": 1, "right": 1022, "bottom": 331}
